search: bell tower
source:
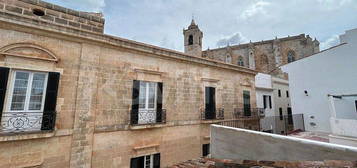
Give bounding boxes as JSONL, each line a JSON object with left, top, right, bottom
{"left": 183, "top": 19, "right": 203, "bottom": 57}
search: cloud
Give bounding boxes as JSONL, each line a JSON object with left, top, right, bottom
{"left": 216, "top": 32, "right": 248, "bottom": 47}
{"left": 320, "top": 35, "right": 340, "bottom": 50}
{"left": 316, "top": 0, "right": 352, "bottom": 9}
{"left": 83, "top": 0, "right": 106, "bottom": 12}
{"left": 240, "top": 1, "right": 270, "bottom": 20}
{"left": 46, "top": 0, "right": 106, "bottom": 12}
{"left": 45, "top": 0, "right": 357, "bottom": 52}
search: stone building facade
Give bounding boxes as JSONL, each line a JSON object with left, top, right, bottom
{"left": 0, "top": 0, "right": 260, "bottom": 168}
{"left": 184, "top": 20, "right": 320, "bottom": 76}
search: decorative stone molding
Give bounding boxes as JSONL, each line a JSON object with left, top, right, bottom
{"left": 0, "top": 43, "right": 59, "bottom": 62}
{"left": 240, "top": 78, "right": 252, "bottom": 87}
{"left": 201, "top": 78, "right": 219, "bottom": 83}
{"left": 133, "top": 144, "right": 159, "bottom": 151}
{"left": 134, "top": 68, "right": 164, "bottom": 82}
{"left": 0, "top": 129, "right": 73, "bottom": 142}
{"left": 134, "top": 68, "right": 164, "bottom": 76}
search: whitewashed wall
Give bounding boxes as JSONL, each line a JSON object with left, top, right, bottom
{"left": 281, "top": 28, "right": 357, "bottom": 133}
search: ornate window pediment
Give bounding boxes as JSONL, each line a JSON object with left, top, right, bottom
{"left": 0, "top": 43, "right": 58, "bottom": 62}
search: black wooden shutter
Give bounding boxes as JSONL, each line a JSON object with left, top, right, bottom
{"left": 0, "top": 67, "right": 10, "bottom": 122}
{"left": 153, "top": 153, "right": 160, "bottom": 168}
{"left": 211, "top": 87, "right": 216, "bottom": 118}
{"left": 263, "top": 95, "right": 267, "bottom": 109}
{"left": 130, "top": 156, "right": 144, "bottom": 168}
{"left": 243, "top": 91, "right": 251, "bottom": 116}
{"left": 269, "top": 96, "right": 272, "bottom": 109}
{"left": 202, "top": 144, "right": 210, "bottom": 157}
{"left": 205, "top": 87, "right": 210, "bottom": 118}
{"left": 41, "top": 72, "right": 60, "bottom": 131}
{"left": 205, "top": 87, "right": 216, "bottom": 119}
{"left": 131, "top": 80, "right": 140, "bottom": 124}
{"left": 156, "top": 82, "right": 163, "bottom": 123}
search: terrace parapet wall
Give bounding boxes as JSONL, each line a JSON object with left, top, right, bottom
{"left": 0, "top": 0, "right": 105, "bottom": 33}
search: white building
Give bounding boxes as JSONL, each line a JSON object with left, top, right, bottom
{"left": 281, "top": 28, "right": 357, "bottom": 146}
{"left": 255, "top": 73, "right": 294, "bottom": 134}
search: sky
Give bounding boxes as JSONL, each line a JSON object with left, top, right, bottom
{"left": 45, "top": 0, "right": 357, "bottom": 51}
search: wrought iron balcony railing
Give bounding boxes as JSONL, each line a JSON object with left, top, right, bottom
{"left": 233, "top": 108, "right": 265, "bottom": 119}
{"left": 200, "top": 108, "right": 224, "bottom": 120}
{"left": 130, "top": 109, "right": 166, "bottom": 125}
{"left": 0, "top": 111, "right": 56, "bottom": 133}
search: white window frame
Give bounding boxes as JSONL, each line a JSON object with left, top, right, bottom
{"left": 7, "top": 70, "right": 48, "bottom": 113}
{"left": 139, "top": 81, "right": 157, "bottom": 111}
{"left": 144, "top": 154, "right": 154, "bottom": 168}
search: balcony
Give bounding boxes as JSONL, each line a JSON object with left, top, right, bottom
{"left": 0, "top": 111, "right": 56, "bottom": 134}
{"left": 200, "top": 108, "right": 224, "bottom": 120}
{"left": 233, "top": 108, "right": 265, "bottom": 119}
{"left": 130, "top": 109, "right": 166, "bottom": 126}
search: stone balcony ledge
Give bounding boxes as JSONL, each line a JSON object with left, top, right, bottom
{"left": 0, "top": 129, "right": 73, "bottom": 142}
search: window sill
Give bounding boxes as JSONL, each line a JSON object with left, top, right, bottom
{"left": 0, "top": 129, "right": 73, "bottom": 142}
{"left": 200, "top": 119, "right": 225, "bottom": 124}
{"left": 129, "top": 122, "right": 167, "bottom": 130}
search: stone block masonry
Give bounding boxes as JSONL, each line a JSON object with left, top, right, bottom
{"left": 0, "top": 0, "right": 105, "bottom": 33}
{"left": 0, "top": 0, "right": 259, "bottom": 167}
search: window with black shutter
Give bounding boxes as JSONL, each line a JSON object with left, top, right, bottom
{"left": 130, "top": 153, "right": 160, "bottom": 168}
{"left": 41, "top": 72, "right": 60, "bottom": 131}
{"left": 131, "top": 80, "right": 140, "bottom": 125}
{"left": 278, "top": 90, "right": 281, "bottom": 97}
{"left": 205, "top": 87, "right": 216, "bottom": 119}
{"left": 156, "top": 82, "right": 163, "bottom": 123}
{"left": 0, "top": 67, "right": 10, "bottom": 124}
{"left": 269, "top": 96, "right": 272, "bottom": 109}
{"left": 202, "top": 144, "right": 210, "bottom": 157}
{"left": 279, "top": 108, "right": 283, "bottom": 120}
{"left": 131, "top": 80, "right": 163, "bottom": 125}
{"left": 243, "top": 90, "right": 251, "bottom": 116}
{"left": 0, "top": 69, "right": 60, "bottom": 133}
{"left": 263, "top": 95, "right": 267, "bottom": 109}
{"left": 287, "top": 107, "right": 293, "bottom": 125}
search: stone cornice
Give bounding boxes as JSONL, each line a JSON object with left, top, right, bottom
{"left": 0, "top": 11, "right": 257, "bottom": 75}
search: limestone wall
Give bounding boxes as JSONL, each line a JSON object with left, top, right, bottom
{"left": 0, "top": 4, "right": 258, "bottom": 167}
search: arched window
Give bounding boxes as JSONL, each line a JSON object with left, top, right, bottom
{"left": 226, "top": 55, "right": 232, "bottom": 63}
{"left": 237, "top": 56, "right": 244, "bottom": 66}
{"left": 287, "top": 50, "right": 295, "bottom": 63}
{"left": 188, "top": 35, "right": 193, "bottom": 45}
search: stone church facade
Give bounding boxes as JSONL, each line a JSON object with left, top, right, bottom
{"left": 184, "top": 20, "right": 320, "bottom": 76}
{"left": 0, "top": 1, "right": 262, "bottom": 168}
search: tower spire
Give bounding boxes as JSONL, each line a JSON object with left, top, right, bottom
{"left": 191, "top": 13, "right": 196, "bottom": 26}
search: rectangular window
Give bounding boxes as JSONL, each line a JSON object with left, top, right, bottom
{"left": 1, "top": 70, "right": 60, "bottom": 133}
{"left": 287, "top": 107, "right": 293, "bottom": 125}
{"left": 268, "top": 96, "right": 272, "bottom": 109}
{"left": 131, "top": 81, "right": 163, "bottom": 125}
{"left": 279, "top": 108, "right": 283, "bottom": 120}
{"left": 263, "top": 95, "right": 267, "bottom": 109}
{"left": 278, "top": 90, "right": 281, "bottom": 97}
{"left": 205, "top": 87, "right": 216, "bottom": 119}
{"left": 243, "top": 91, "right": 251, "bottom": 116}
{"left": 202, "top": 144, "right": 210, "bottom": 157}
{"left": 286, "top": 91, "right": 289, "bottom": 98}
{"left": 355, "top": 100, "right": 357, "bottom": 113}
{"left": 9, "top": 71, "right": 48, "bottom": 112}
{"left": 131, "top": 153, "right": 160, "bottom": 168}
{"left": 138, "top": 81, "right": 157, "bottom": 124}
